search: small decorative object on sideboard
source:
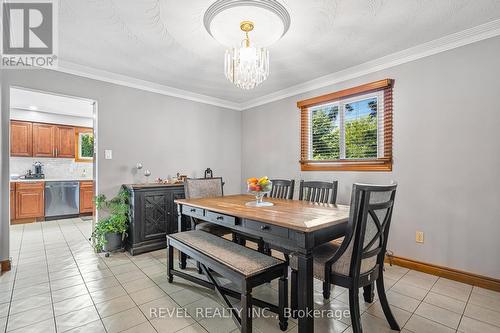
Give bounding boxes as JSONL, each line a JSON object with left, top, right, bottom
{"left": 175, "top": 172, "right": 187, "bottom": 182}
{"left": 144, "top": 169, "right": 151, "bottom": 183}
{"left": 246, "top": 176, "right": 273, "bottom": 207}
{"left": 204, "top": 168, "right": 213, "bottom": 178}
{"left": 136, "top": 163, "right": 143, "bottom": 170}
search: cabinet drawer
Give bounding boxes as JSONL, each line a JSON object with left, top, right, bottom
{"left": 182, "top": 205, "right": 204, "bottom": 218}
{"left": 80, "top": 181, "right": 94, "bottom": 188}
{"left": 205, "top": 211, "right": 236, "bottom": 226}
{"left": 245, "top": 220, "right": 289, "bottom": 238}
{"left": 15, "top": 181, "right": 44, "bottom": 191}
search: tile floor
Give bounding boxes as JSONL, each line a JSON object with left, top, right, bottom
{"left": 1, "top": 218, "right": 499, "bottom": 333}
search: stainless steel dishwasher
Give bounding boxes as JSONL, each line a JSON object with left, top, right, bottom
{"left": 45, "top": 181, "right": 80, "bottom": 218}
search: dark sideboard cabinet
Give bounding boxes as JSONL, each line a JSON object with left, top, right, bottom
{"left": 124, "top": 183, "right": 187, "bottom": 255}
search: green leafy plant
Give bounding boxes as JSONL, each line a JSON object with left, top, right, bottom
{"left": 81, "top": 133, "right": 94, "bottom": 157}
{"left": 92, "top": 188, "right": 129, "bottom": 252}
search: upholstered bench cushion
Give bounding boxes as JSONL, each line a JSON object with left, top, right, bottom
{"left": 289, "top": 241, "right": 377, "bottom": 280}
{"left": 195, "top": 222, "right": 231, "bottom": 237}
{"left": 169, "top": 230, "right": 284, "bottom": 277}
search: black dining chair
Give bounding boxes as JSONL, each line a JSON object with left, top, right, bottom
{"left": 290, "top": 183, "right": 400, "bottom": 333}
{"left": 269, "top": 179, "right": 295, "bottom": 199}
{"left": 298, "top": 180, "right": 338, "bottom": 204}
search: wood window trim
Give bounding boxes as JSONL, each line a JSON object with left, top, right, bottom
{"left": 298, "top": 79, "right": 394, "bottom": 172}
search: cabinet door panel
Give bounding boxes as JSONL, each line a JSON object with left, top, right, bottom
{"left": 16, "top": 189, "right": 44, "bottom": 219}
{"left": 142, "top": 192, "right": 168, "bottom": 240}
{"left": 56, "top": 126, "right": 75, "bottom": 158}
{"left": 33, "top": 123, "right": 55, "bottom": 157}
{"left": 10, "top": 184, "right": 15, "bottom": 220}
{"left": 10, "top": 121, "right": 32, "bottom": 157}
{"left": 80, "top": 182, "right": 94, "bottom": 213}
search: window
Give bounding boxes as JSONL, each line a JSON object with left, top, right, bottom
{"left": 75, "top": 128, "right": 94, "bottom": 162}
{"left": 298, "top": 79, "right": 393, "bottom": 171}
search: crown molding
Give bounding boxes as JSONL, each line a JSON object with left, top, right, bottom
{"left": 239, "top": 18, "right": 500, "bottom": 110}
{"left": 54, "top": 61, "right": 242, "bottom": 111}
{"left": 52, "top": 19, "right": 500, "bottom": 112}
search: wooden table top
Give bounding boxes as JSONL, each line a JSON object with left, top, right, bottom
{"left": 175, "top": 194, "right": 350, "bottom": 232}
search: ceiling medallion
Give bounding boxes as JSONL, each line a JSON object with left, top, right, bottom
{"left": 204, "top": 0, "right": 291, "bottom": 89}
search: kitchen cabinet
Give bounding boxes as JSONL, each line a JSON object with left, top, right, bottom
{"left": 80, "top": 181, "right": 94, "bottom": 214}
{"left": 33, "top": 123, "right": 56, "bottom": 157}
{"left": 10, "top": 183, "right": 15, "bottom": 220}
{"left": 15, "top": 182, "right": 45, "bottom": 219}
{"left": 55, "top": 126, "right": 75, "bottom": 158}
{"left": 124, "top": 183, "right": 187, "bottom": 255}
{"left": 11, "top": 121, "right": 84, "bottom": 159}
{"left": 10, "top": 121, "right": 33, "bottom": 157}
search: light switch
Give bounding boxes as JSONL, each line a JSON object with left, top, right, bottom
{"left": 104, "top": 150, "right": 112, "bottom": 160}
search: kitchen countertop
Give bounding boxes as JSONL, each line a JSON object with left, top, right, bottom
{"left": 11, "top": 178, "right": 93, "bottom": 182}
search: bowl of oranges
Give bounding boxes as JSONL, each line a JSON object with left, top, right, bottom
{"left": 246, "top": 177, "right": 273, "bottom": 207}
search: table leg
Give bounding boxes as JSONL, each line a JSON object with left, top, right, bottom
{"left": 363, "top": 283, "right": 375, "bottom": 303}
{"left": 177, "top": 204, "right": 187, "bottom": 269}
{"left": 296, "top": 252, "right": 314, "bottom": 333}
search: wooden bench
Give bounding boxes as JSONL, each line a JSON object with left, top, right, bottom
{"left": 167, "top": 230, "right": 288, "bottom": 333}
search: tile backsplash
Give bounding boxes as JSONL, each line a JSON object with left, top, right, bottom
{"left": 10, "top": 157, "right": 93, "bottom": 180}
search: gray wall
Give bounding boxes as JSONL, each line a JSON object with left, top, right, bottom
{"left": 242, "top": 36, "right": 500, "bottom": 278}
{"left": 1, "top": 69, "right": 241, "bottom": 263}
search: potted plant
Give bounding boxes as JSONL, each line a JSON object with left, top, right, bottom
{"left": 92, "top": 188, "right": 129, "bottom": 253}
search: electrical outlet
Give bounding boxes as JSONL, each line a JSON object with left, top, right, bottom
{"left": 416, "top": 231, "right": 424, "bottom": 243}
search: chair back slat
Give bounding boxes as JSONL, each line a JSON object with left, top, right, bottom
{"left": 298, "top": 180, "right": 338, "bottom": 204}
{"left": 269, "top": 179, "right": 295, "bottom": 200}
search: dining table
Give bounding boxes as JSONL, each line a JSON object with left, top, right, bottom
{"left": 175, "top": 194, "right": 351, "bottom": 333}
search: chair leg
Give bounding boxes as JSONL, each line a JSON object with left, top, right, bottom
{"left": 279, "top": 270, "right": 289, "bottom": 331}
{"left": 323, "top": 281, "right": 331, "bottom": 299}
{"left": 263, "top": 244, "right": 272, "bottom": 256}
{"left": 290, "top": 269, "right": 298, "bottom": 319}
{"left": 257, "top": 240, "right": 265, "bottom": 253}
{"left": 197, "top": 261, "right": 202, "bottom": 274}
{"left": 363, "top": 283, "right": 375, "bottom": 303}
{"left": 167, "top": 241, "right": 173, "bottom": 283}
{"left": 179, "top": 250, "right": 187, "bottom": 269}
{"left": 376, "top": 275, "right": 400, "bottom": 330}
{"left": 349, "top": 287, "right": 363, "bottom": 333}
{"left": 284, "top": 253, "right": 290, "bottom": 263}
{"left": 241, "top": 289, "right": 253, "bottom": 333}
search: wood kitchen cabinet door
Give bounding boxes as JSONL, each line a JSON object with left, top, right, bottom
{"left": 55, "top": 126, "right": 75, "bottom": 158}
{"left": 80, "top": 181, "right": 94, "bottom": 214}
{"left": 10, "top": 121, "right": 33, "bottom": 157}
{"left": 15, "top": 182, "right": 45, "bottom": 219}
{"left": 10, "top": 183, "right": 15, "bottom": 220}
{"left": 33, "top": 123, "right": 56, "bottom": 157}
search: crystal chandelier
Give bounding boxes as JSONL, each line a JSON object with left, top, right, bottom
{"left": 224, "top": 21, "right": 269, "bottom": 90}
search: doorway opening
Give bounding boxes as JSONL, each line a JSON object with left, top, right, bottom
{"left": 8, "top": 87, "right": 98, "bottom": 233}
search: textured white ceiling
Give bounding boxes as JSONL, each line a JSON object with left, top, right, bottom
{"left": 59, "top": 0, "right": 500, "bottom": 104}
